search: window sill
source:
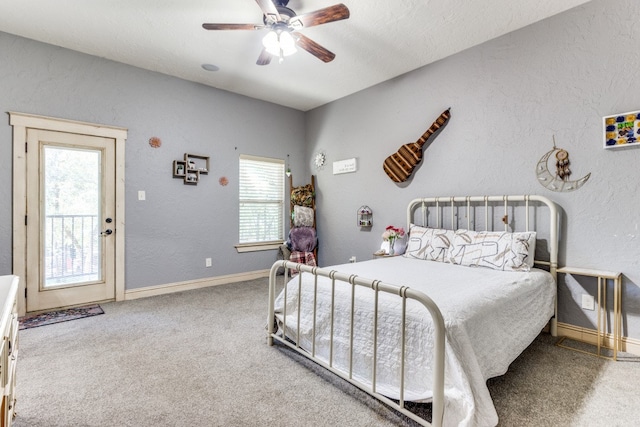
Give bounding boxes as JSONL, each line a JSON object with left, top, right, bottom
{"left": 235, "top": 241, "right": 284, "bottom": 253}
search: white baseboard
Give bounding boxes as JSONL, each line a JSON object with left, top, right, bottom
{"left": 124, "top": 269, "right": 270, "bottom": 301}
{"left": 557, "top": 322, "right": 640, "bottom": 356}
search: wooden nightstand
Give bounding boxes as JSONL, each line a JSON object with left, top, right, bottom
{"left": 556, "top": 266, "right": 622, "bottom": 361}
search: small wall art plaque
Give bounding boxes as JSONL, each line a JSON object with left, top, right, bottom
{"left": 333, "top": 158, "right": 357, "bottom": 175}
{"left": 603, "top": 109, "right": 640, "bottom": 149}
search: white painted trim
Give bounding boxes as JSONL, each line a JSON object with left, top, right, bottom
{"left": 239, "top": 153, "right": 284, "bottom": 165}
{"left": 124, "top": 269, "right": 270, "bottom": 300}
{"left": 10, "top": 119, "right": 27, "bottom": 316}
{"left": 114, "top": 130, "right": 126, "bottom": 302}
{"left": 9, "top": 112, "right": 127, "bottom": 316}
{"left": 557, "top": 322, "right": 640, "bottom": 356}
{"left": 235, "top": 242, "right": 283, "bottom": 253}
{"left": 8, "top": 112, "right": 127, "bottom": 138}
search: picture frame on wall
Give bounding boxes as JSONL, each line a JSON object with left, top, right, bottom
{"left": 603, "top": 109, "right": 640, "bottom": 149}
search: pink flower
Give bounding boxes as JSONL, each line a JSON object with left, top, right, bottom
{"left": 382, "top": 225, "right": 405, "bottom": 240}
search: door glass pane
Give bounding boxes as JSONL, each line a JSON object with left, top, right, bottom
{"left": 43, "top": 146, "right": 102, "bottom": 288}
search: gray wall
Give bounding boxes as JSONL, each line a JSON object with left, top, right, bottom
{"left": 306, "top": 0, "right": 640, "bottom": 339}
{"left": 0, "top": 32, "right": 305, "bottom": 289}
{"left": 2, "top": 0, "right": 639, "bottom": 340}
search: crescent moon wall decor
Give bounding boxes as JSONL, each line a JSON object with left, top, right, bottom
{"left": 536, "top": 143, "right": 591, "bottom": 192}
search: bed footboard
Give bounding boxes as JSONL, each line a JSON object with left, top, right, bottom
{"left": 267, "top": 260, "right": 446, "bottom": 427}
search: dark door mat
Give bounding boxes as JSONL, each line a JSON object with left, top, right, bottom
{"left": 19, "top": 304, "right": 104, "bottom": 330}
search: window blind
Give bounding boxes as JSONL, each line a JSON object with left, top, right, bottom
{"left": 239, "top": 155, "right": 285, "bottom": 244}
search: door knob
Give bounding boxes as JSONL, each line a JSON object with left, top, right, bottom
{"left": 101, "top": 229, "right": 113, "bottom": 236}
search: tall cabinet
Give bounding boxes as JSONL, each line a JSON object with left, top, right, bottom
{"left": 0, "top": 276, "right": 18, "bottom": 426}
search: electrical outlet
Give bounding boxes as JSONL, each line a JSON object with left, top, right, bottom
{"left": 349, "top": 256, "right": 356, "bottom": 263}
{"left": 581, "top": 294, "right": 595, "bottom": 311}
{"left": 205, "top": 258, "right": 212, "bottom": 267}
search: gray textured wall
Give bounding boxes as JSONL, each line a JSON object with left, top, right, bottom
{"left": 305, "top": 0, "right": 640, "bottom": 339}
{"left": 2, "top": 0, "right": 639, "bottom": 340}
{"left": 0, "top": 32, "right": 305, "bottom": 289}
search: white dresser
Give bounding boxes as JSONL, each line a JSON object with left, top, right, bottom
{"left": 0, "top": 276, "right": 18, "bottom": 427}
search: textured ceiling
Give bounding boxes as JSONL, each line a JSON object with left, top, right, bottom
{"left": 0, "top": 0, "right": 591, "bottom": 111}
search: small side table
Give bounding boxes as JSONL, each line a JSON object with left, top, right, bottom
{"left": 373, "top": 251, "right": 400, "bottom": 259}
{"left": 556, "top": 266, "right": 622, "bottom": 361}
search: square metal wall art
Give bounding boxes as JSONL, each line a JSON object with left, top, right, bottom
{"left": 604, "top": 109, "right": 640, "bottom": 149}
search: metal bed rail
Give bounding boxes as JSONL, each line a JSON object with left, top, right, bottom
{"left": 267, "top": 260, "right": 446, "bottom": 427}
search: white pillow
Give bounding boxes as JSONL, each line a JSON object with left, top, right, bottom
{"left": 403, "top": 224, "right": 455, "bottom": 262}
{"left": 447, "top": 229, "right": 536, "bottom": 271}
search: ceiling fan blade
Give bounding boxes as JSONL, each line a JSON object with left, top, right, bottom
{"left": 295, "top": 33, "right": 336, "bottom": 63}
{"left": 256, "top": 48, "right": 273, "bottom": 66}
{"left": 255, "top": 0, "right": 281, "bottom": 24}
{"left": 202, "top": 23, "right": 262, "bottom": 30}
{"left": 289, "top": 3, "right": 350, "bottom": 29}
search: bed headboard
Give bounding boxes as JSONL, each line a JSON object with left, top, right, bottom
{"left": 406, "top": 195, "right": 559, "bottom": 336}
{"left": 406, "top": 195, "right": 559, "bottom": 276}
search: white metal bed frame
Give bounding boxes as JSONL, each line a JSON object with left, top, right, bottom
{"left": 267, "top": 194, "right": 559, "bottom": 427}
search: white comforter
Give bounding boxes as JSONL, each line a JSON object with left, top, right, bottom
{"left": 273, "top": 257, "right": 555, "bottom": 427}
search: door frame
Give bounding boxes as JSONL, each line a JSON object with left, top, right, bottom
{"left": 10, "top": 112, "right": 127, "bottom": 316}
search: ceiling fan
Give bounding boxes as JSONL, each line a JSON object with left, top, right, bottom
{"left": 202, "top": 0, "right": 350, "bottom": 65}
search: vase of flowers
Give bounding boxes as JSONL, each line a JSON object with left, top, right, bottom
{"left": 382, "top": 225, "right": 405, "bottom": 256}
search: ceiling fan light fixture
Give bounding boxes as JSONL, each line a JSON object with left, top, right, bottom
{"left": 279, "top": 31, "right": 297, "bottom": 55}
{"left": 262, "top": 29, "right": 297, "bottom": 58}
{"left": 203, "top": 2, "right": 350, "bottom": 65}
{"left": 262, "top": 30, "right": 278, "bottom": 54}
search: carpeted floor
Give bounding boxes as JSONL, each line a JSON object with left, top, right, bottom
{"left": 13, "top": 278, "right": 640, "bottom": 426}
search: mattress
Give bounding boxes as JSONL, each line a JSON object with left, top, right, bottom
{"left": 273, "top": 256, "right": 556, "bottom": 427}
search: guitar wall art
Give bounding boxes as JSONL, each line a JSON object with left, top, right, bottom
{"left": 382, "top": 108, "right": 451, "bottom": 183}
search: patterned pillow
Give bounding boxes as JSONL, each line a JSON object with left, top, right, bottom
{"left": 447, "top": 229, "right": 536, "bottom": 271}
{"left": 293, "top": 205, "right": 314, "bottom": 227}
{"left": 290, "top": 184, "right": 314, "bottom": 207}
{"left": 403, "top": 225, "right": 455, "bottom": 262}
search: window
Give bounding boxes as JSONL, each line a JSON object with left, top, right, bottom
{"left": 237, "top": 154, "right": 285, "bottom": 251}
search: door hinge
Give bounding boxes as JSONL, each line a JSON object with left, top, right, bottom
{"left": 25, "top": 141, "right": 28, "bottom": 153}
{"left": 24, "top": 288, "right": 27, "bottom": 299}
{"left": 25, "top": 215, "right": 27, "bottom": 226}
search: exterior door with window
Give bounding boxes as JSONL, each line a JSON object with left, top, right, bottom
{"left": 10, "top": 112, "right": 126, "bottom": 316}
{"left": 25, "top": 129, "right": 116, "bottom": 312}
